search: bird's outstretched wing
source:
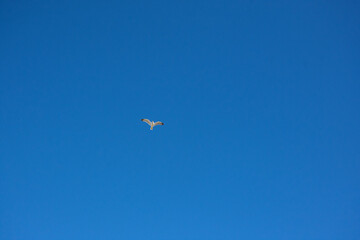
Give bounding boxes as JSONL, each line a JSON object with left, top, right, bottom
{"left": 141, "top": 119, "right": 152, "bottom": 126}
{"left": 154, "top": 121, "right": 164, "bottom": 126}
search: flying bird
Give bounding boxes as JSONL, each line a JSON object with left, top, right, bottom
{"left": 141, "top": 119, "right": 164, "bottom": 130}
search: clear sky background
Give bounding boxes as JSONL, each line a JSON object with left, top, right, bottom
{"left": 1, "top": 0, "right": 359, "bottom": 239}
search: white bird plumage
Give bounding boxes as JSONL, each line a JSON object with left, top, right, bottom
{"left": 141, "top": 119, "right": 164, "bottom": 130}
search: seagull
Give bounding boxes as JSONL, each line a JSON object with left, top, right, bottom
{"left": 141, "top": 119, "right": 164, "bottom": 130}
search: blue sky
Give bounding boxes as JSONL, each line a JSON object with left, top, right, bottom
{"left": 1, "top": 0, "right": 359, "bottom": 239}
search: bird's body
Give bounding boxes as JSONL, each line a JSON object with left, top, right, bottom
{"left": 141, "top": 119, "right": 164, "bottom": 130}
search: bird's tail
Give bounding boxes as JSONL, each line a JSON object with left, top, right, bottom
{"left": 150, "top": 126, "right": 153, "bottom": 130}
